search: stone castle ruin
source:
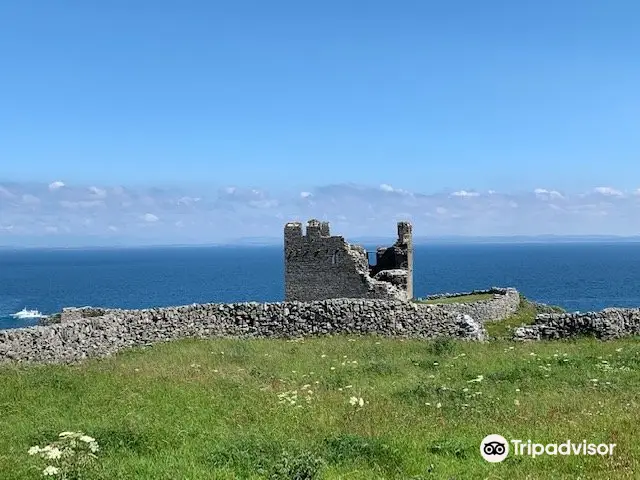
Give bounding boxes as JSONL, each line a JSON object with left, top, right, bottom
{"left": 284, "top": 219, "right": 413, "bottom": 302}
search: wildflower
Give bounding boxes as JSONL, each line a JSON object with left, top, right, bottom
{"left": 358, "top": 397, "right": 364, "bottom": 407}
{"left": 58, "top": 432, "right": 76, "bottom": 438}
{"left": 301, "top": 384, "right": 311, "bottom": 390}
{"left": 514, "top": 399, "right": 520, "bottom": 406}
{"left": 44, "top": 447, "right": 62, "bottom": 460}
{"left": 349, "top": 396, "right": 358, "bottom": 406}
{"left": 28, "top": 446, "right": 41, "bottom": 455}
{"left": 462, "top": 388, "right": 469, "bottom": 393}
{"left": 330, "top": 367, "right": 336, "bottom": 370}
{"left": 42, "top": 466, "right": 59, "bottom": 476}
{"left": 436, "top": 402, "right": 442, "bottom": 409}
{"left": 616, "top": 348, "right": 623, "bottom": 352}
{"left": 79, "top": 435, "right": 95, "bottom": 444}
{"left": 467, "top": 375, "right": 484, "bottom": 383}
{"left": 515, "top": 388, "right": 520, "bottom": 392}
{"left": 321, "top": 354, "right": 327, "bottom": 358}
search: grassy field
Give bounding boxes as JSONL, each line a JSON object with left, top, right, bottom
{"left": 2, "top": 313, "right": 640, "bottom": 479}
{"left": 414, "top": 293, "right": 495, "bottom": 305}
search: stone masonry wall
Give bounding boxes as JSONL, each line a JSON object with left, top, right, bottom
{"left": 513, "top": 308, "right": 640, "bottom": 341}
{"left": 420, "top": 287, "right": 520, "bottom": 323}
{"left": 0, "top": 300, "right": 485, "bottom": 364}
{"left": 284, "top": 220, "right": 411, "bottom": 302}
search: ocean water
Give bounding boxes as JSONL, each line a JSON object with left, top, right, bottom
{"left": 2, "top": 243, "right": 640, "bottom": 330}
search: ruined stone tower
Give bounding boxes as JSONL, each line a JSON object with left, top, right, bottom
{"left": 284, "top": 219, "right": 414, "bottom": 302}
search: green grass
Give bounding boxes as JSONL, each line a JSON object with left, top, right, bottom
{"left": 1, "top": 334, "right": 639, "bottom": 479}
{"left": 414, "top": 293, "right": 495, "bottom": 304}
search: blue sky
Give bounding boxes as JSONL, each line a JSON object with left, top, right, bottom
{"left": 1, "top": 1, "right": 639, "bottom": 244}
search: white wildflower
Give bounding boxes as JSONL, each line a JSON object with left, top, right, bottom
{"left": 79, "top": 435, "right": 95, "bottom": 444}
{"left": 467, "top": 375, "right": 484, "bottom": 383}
{"left": 42, "top": 466, "right": 59, "bottom": 476}
{"left": 514, "top": 399, "right": 520, "bottom": 406}
{"left": 89, "top": 442, "right": 99, "bottom": 453}
{"left": 436, "top": 402, "right": 442, "bottom": 409}
{"left": 358, "top": 397, "right": 364, "bottom": 407}
{"left": 349, "top": 396, "right": 358, "bottom": 406}
{"left": 44, "top": 447, "right": 62, "bottom": 460}
{"left": 58, "top": 432, "right": 76, "bottom": 438}
{"left": 28, "top": 446, "right": 41, "bottom": 455}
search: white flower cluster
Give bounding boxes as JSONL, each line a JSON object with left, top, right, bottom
{"left": 28, "top": 431, "right": 99, "bottom": 477}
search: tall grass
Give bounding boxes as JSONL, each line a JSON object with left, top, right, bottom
{"left": 1, "top": 333, "right": 639, "bottom": 479}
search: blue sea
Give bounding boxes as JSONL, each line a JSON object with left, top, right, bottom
{"left": 2, "top": 243, "right": 640, "bottom": 330}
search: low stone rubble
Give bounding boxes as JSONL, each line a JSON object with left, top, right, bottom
{"left": 513, "top": 308, "right": 640, "bottom": 341}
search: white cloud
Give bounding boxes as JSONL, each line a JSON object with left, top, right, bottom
{"left": 48, "top": 181, "right": 65, "bottom": 191}
{"left": 593, "top": 186, "right": 623, "bottom": 197}
{"left": 88, "top": 186, "right": 107, "bottom": 198}
{"left": 224, "top": 186, "right": 236, "bottom": 194}
{"left": 4, "top": 181, "right": 640, "bottom": 244}
{"left": 451, "top": 190, "right": 480, "bottom": 197}
{"left": 177, "top": 196, "right": 201, "bottom": 205}
{"left": 534, "top": 188, "right": 564, "bottom": 200}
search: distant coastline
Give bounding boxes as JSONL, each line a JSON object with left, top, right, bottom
{"left": 2, "top": 234, "right": 640, "bottom": 250}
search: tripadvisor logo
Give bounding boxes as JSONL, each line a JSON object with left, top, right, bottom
{"left": 480, "top": 434, "right": 617, "bottom": 462}
{"left": 480, "top": 434, "right": 509, "bottom": 462}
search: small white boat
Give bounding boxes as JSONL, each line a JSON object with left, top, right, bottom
{"left": 11, "top": 308, "right": 46, "bottom": 319}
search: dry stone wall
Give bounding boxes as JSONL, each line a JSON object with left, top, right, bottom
{"left": 513, "top": 308, "right": 640, "bottom": 341}
{"left": 0, "top": 299, "right": 486, "bottom": 364}
{"left": 420, "top": 287, "right": 520, "bottom": 323}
